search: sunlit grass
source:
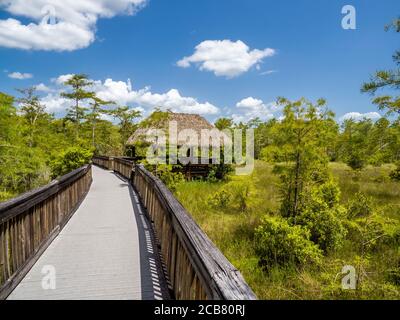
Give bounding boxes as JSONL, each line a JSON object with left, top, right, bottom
{"left": 175, "top": 161, "right": 400, "bottom": 300}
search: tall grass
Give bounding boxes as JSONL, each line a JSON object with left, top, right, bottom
{"left": 175, "top": 161, "right": 400, "bottom": 300}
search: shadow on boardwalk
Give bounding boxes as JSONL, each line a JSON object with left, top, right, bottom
{"left": 113, "top": 171, "right": 171, "bottom": 300}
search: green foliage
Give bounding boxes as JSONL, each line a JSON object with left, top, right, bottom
{"left": 296, "top": 182, "right": 347, "bottom": 253}
{"left": 154, "top": 164, "right": 185, "bottom": 192}
{"left": 255, "top": 216, "right": 323, "bottom": 268}
{"left": 49, "top": 147, "right": 93, "bottom": 179}
{"left": 346, "top": 152, "right": 367, "bottom": 170}
{"left": 314, "top": 180, "right": 341, "bottom": 208}
{"left": 61, "top": 74, "right": 94, "bottom": 136}
{"left": 108, "top": 106, "right": 141, "bottom": 154}
{"left": 208, "top": 180, "right": 252, "bottom": 212}
{"left": 0, "top": 191, "right": 14, "bottom": 202}
{"left": 175, "top": 161, "right": 400, "bottom": 299}
{"left": 390, "top": 162, "right": 400, "bottom": 181}
{"left": 386, "top": 265, "right": 400, "bottom": 285}
{"left": 362, "top": 18, "right": 399, "bottom": 114}
{"left": 207, "top": 163, "right": 233, "bottom": 182}
{"left": 231, "top": 181, "right": 251, "bottom": 212}
{"left": 208, "top": 189, "right": 231, "bottom": 208}
{"left": 270, "top": 97, "right": 337, "bottom": 218}
{"left": 347, "top": 192, "right": 374, "bottom": 218}
{"left": 297, "top": 208, "right": 347, "bottom": 253}
{"left": 260, "top": 145, "right": 287, "bottom": 162}
{"left": 214, "top": 117, "right": 233, "bottom": 131}
{"left": 356, "top": 213, "right": 400, "bottom": 251}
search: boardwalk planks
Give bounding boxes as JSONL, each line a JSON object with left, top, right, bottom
{"left": 93, "top": 156, "right": 256, "bottom": 300}
{"left": 0, "top": 165, "right": 92, "bottom": 299}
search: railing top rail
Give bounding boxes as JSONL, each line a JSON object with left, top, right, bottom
{"left": 0, "top": 165, "right": 91, "bottom": 224}
{"left": 114, "top": 157, "right": 134, "bottom": 166}
{"left": 93, "top": 156, "right": 134, "bottom": 166}
{"left": 135, "top": 164, "right": 257, "bottom": 300}
{"left": 92, "top": 155, "right": 111, "bottom": 160}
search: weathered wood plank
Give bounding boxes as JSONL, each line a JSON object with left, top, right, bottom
{"left": 0, "top": 165, "right": 92, "bottom": 298}
{"left": 133, "top": 164, "right": 257, "bottom": 300}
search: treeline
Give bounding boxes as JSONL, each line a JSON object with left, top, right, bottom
{"left": 216, "top": 112, "right": 400, "bottom": 170}
{"left": 0, "top": 74, "right": 141, "bottom": 201}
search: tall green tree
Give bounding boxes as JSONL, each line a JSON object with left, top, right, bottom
{"left": 272, "top": 97, "right": 337, "bottom": 218}
{"left": 108, "top": 106, "right": 142, "bottom": 154}
{"left": 87, "top": 96, "right": 114, "bottom": 149}
{"left": 61, "top": 74, "right": 94, "bottom": 138}
{"left": 214, "top": 117, "right": 233, "bottom": 130}
{"left": 362, "top": 18, "right": 400, "bottom": 114}
{"left": 16, "top": 87, "right": 46, "bottom": 147}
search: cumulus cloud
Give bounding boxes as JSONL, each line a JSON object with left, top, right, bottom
{"left": 41, "top": 94, "right": 70, "bottom": 113}
{"left": 92, "top": 78, "right": 219, "bottom": 115}
{"left": 35, "top": 83, "right": 53, "bottom": 92}
{"left": 0, "top": 0, "right": 147, "bottom": 51}
{"left": 52, "top": 74, "right": 74, "bottom": 85}
{"left": 232, "top": 97, "right": 281, "bottom": 122}
{"left": 8, "top": 71, "right": 33, "bottom": 79}
{"left": 340, "top": 112, "right": 381, "bottom": 122}
{"left": 177, "top": 40, "right": 276, "bottom": 78}
{"left": 40, "top": 75, "right": 220, "bottom": 116}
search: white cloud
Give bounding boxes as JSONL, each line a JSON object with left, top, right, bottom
{"left": 340, "top": 112, "right": 381, "bottom": 122}
{"left": 39, "top": 76, "right": 220, "bottom": 116}
{"left": 236, "top": 97, "right": 265, "bottom": 109}
{"left": 93, "top": 78, "right": 219, "bottom": 115}
{"left": 177, "top": 40, "right": 276, "bottom": 78}
{"left": 35, "top": 83, "right": 52, "bottom": 92}
{"left": 0, "top": 0, "right": 147, "bottom": 51}
{"left": 52, "top": 74, "right": 74, "bottom": 85}
{"left": 232, "top": 97, "right": 281, "bottom": 123}
{"left": 41, "top": 94, "right": 70, "bottom": 113}
{"left": 8, "top": 71, "right": 33, "bottom": 79}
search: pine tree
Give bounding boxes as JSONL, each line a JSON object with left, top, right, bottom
{"left": 61, "top": 74, "right": 94, "bottom": 138}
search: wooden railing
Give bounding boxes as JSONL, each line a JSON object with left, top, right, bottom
{"left": 92, "top": 156, "right": 256, "bottom": 300}
{"left": 0, "top": 165, "right": 92, "bottom": 299}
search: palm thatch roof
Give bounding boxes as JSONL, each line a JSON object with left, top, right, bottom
{"left": 127, "top": 111, "right": 230, "bottom": 147}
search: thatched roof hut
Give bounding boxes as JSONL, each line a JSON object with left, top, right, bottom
{"left": 127, "top": 111, "right": 230, "bottom": 147}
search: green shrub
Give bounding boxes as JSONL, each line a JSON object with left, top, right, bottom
{"left": 0, "top": 191, "right": 14, "bottom": 202}
{"left": 156, "top": 164, "right": 185, "bottom": 192}
{"left": 49, "top": 147, "right": 93, "bottom": 179}
{"left": 260, "top": 145, "right": 287, "bottom": 162}
{"left": 208, "top": 181, "right": 252, "bottom": 212}
{"left": 255, "top": 216, "right": 323, "bottom": 269}
{"left": 347, "top": 192, "right": 374, "bottom": 218}
{"left": 346, "top": 153, "right": 367, "bottom": 171}
{"left": 358, "top": 214, "right": 400, "bottom": 250}
{"left": 207, "top": 163, "right": 233, "bottom": 182}
{"left": 291, "top": 181, "right": 348, "bottom": 252}
{"left": 315, "top": 180, "right": 341, "bottom": 209}
{"left": 230, "top": 181, "right": 251, "bottom": 212}
{"left": 297, "top": 208, "right": 347, "bottom": 253}
{"left": 389, "top": 162, "right": 400, "bottom": 181}
{"left": 386, "top": 267, "right": 400, "bottom": 285}
{"left": 208, "top": 189, "right": 231, "bottom": 208}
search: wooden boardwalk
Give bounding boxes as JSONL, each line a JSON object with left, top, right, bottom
{"left": 7, "top": 166, "right": 169, "bottom": 300}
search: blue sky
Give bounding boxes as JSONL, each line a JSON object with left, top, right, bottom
{"left": 0, "top": 0, "right": 399, "bottom": 123}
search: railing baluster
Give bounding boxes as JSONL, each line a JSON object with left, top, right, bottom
{"left": 0, "top": 165, "right": 92, "bottom": 299}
